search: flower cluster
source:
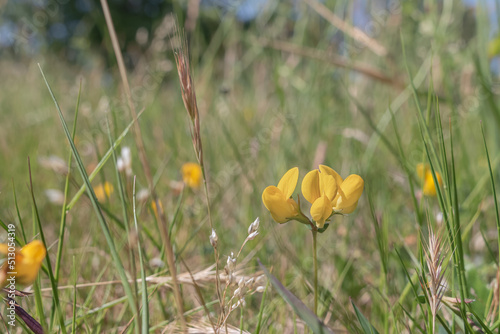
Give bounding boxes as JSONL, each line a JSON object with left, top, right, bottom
{"left": 262, "top": 165, "right": 364, "bottom": 229}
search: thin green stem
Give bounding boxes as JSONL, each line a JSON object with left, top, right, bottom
{"left": 312, "top": 229, "right": 318, "bottom": 316}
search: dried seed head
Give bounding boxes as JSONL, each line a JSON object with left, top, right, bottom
{"left": 255, "top": 286, "right": 265, "bottom": 293}
{"left": 248, "top": 217, "right": 260, "bottom": 235}
{"left": 225, "top": 252, "right": 237, "bottom": 280}
{"left": 256, "top": 275, "right": 265, "bottom": 285}
{"left": 238, "top": 277, "right": 245, "bottom": 288}
{"left": 209, "top": 229, "right": 218, "bottom": 248}
{"left": 245, "top": 277, "right": 254, "bottom": 287}
{"left": 247, "top": 231, "right": 259, "bottom": 241}
{"left": 170, "top": 24, "right": 204, "bottom": 167}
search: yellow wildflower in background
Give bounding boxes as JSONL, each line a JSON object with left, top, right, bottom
{"left": 94, "top": 181, "right": 114, "bottom": 202}
{"left": 417, "top": 163, "right": 443, "bottom": 196}
{"left": 0, "top": 240, "right": 46, "bottom": 287}
{"left": 182, "top": 162, "right": 202, "bottom": 188}
{"left": 151, "top": 199, "right": 164, "bottom": 217}
{"left": 262, "top": 167, "right": 300, "bottom": 223}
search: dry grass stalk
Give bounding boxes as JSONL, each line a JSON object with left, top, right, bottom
{"left": 163, "top": 320, "right": 251, "bottom": 334}
{"left": 40, "top": 265, "right": 263, "bottom": 292}
{"left": 99, "top": 0, "right": 186, "bottom": 330}
{"left": 170, "top": 19, "right": 227, "bottom": 331}
{"left": 303, "top": 0, "right": 388, "bottom": 57}
{"left": 258, "top": 38, "right": 403, "bottom": 88}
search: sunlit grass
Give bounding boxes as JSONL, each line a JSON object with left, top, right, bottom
{"left": 1, "top": 1, "right": 500, "bottom": 333}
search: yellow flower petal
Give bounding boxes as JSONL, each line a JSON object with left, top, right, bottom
{"left": 301, "top": 169, "right": 321, "bottom": 204}
{"left": 423, "top": 172, "right": 443, "bottom": 196}
{"left": 333, "top": 174, "right": 364, "bottom": 210}
{"left": 277, "top": 167, "right": 299, "bottom": 198}
{"left": 0, "top": 240, "right": 46, "bottom": 287}
{"left": 418, "top": 163, "right": 444, "bottom": 197}
{"left": 262, "top": 186, "right": 298, "bottom": 223}
{"left": 319, "top": 165, "right": 343, "bottom": 185}
{"left": 20, "top": 240, "right": 46, "bottom": 264}
{"left": 339, "top": 200, "right": 359, "bottom": 214}
{"left": 319, "top": 173, "right": 337, "bottom": 201}
{"left": 310, "top": 195, "right": 333, "bottom": 228}
{"left": 182, "top": 162, "right": 203, "bottom": 188}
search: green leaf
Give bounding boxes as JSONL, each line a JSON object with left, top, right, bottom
{"left": 351, "top": 300, "right": 380, "bottom": 334}
{"left": 257, "top": 259, "right": 334, "bottom": 334}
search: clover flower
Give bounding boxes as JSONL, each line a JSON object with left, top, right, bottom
{"left": 0, "top": 240, "right": 46, "bottom": 287}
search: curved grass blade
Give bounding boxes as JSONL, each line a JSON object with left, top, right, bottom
{"left": 39, "top": 65, "right": 140, "bottom": 330}
{"left": 351, "top": 300, "right": 380, "bottom": 334}
{"left": 257, "top": 259, "right": 334, "bottom": 334}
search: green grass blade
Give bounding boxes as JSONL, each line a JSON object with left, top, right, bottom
{"left": 28, "top": 159, "right": 67, "bottom": 333}
{"left": 258, "top": 259, "right": 334, "bottom": 334}
{"left": 65, "top": 108, "right": 145, "bottom": 211}
{"left": 133, "top": 178, "right": 149, "bottom": 333}
{"left": 55, "top": 80, "right": 81, "bottom": 282}
{"left": 39, "top": 65, "right": 140, "bottom": 331}
{"left": 255, "top": 279, "right": 270, "bottom": 334}
{"left": 390, "top": 108, "right": 423, "bottom": 226}
{"left": 71, "top": 256, "right": 77, "bottom": 334}
{"left": 351, "top": 300, "right": 380, "bottom": 334}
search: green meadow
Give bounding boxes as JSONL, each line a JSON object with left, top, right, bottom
{"left": 1, "top": 1, "right": 500, "bottom": 333}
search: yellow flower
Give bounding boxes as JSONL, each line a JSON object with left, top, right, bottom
{"left": 332, "top": 174, "right": 364, "bottom": 214}
{"left": 417, "top": 163, "right": 443, "bottom": 196}
{"left": 302, "top": 165, "right": 340, "bottom": 227}
{"left": 94, "top": 181, "right": 114, "bottom": 202}
{"left": 182, "top": 162, "right": 203, "bottom": 188}
{"left": 0, "top": 240, "right": 46, "bottom": 287}
{"left": 262, "top": 167, "right": 300, "bottom": 223}
{"left": 302, "top": 165, "right": 364, "bottom": 227}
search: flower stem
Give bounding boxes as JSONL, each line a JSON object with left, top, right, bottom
{"left": 312, "top": 229, "right": 318, "bottom": 315}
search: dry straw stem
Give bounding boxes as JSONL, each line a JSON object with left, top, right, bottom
{"left": 171, "top": 20, "right": 227, "bottom": 325}
{"left": 163, "top": 321, "right": 250, "bottom": 334}
{"left": 258, "top": 38, "right": 403, "bottom": 89}
{"left": 99, "top": 0, "right": 186, "bottom": 330}
{"left": 303, "top": 0, "right": 388, "bottom": 57}
{"left": 39, "top": 265, "right": 262, "bottom": 291}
